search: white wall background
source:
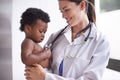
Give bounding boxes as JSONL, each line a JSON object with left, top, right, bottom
{"left": 12, "top": 0, "right": 66, "bottom": 80}
{"left": 98, "top": 10, "right": 120, "bottom": 60}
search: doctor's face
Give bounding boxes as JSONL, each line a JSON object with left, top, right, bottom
{"left": 59, "top": 0, "right": 84, "bottom": 27}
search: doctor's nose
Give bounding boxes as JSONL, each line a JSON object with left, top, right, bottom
{"left": 62, "top": 12, "right": 67, "bottom": 19}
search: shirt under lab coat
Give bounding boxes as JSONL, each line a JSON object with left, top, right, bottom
{"left": 45, "top": 23, "right": 110, "bottom": 80}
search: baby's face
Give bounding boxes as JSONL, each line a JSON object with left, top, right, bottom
{"left": 30, "top": 19, "right": 48, "bottom": 43}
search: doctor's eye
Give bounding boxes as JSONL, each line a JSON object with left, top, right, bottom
{"left": 64, "top": 9, "right": 70, "bottom": 12}
{"left": 60, "top": 8, "right": 70, "bottom": 13}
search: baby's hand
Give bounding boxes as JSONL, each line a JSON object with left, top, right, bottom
{"left": 44, "top": 44, "right": 52, "bottom": 50}
{"left": 43, "top": 49, "right": 51, "bottom": 58}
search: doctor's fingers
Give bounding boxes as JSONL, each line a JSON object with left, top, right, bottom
{"left": 25, "top": 66, "right": 32, "bottom": 72}
{"left": 25, "top": 76, "right": 31, "bottom": 80}
{"left": 24, "top": 71, "right": 34, "bottom": 80}
{"left": 25, "top": 66, "right": 36, "bottom": 72}
{"left": 24, "top": 72, "right": 31, "bottom": 80}
{"left": 25, "top": 76, "right": 32, "bottom": 80}
{"left": 24, "top": 67, "right": 34, "bottom": 77}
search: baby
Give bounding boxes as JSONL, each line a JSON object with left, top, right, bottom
{"left": 20, "top": 8, "right": 51, "bottom": 68}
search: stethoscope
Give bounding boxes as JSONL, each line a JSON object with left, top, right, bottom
{"left": 45, "top": 22, "right": 92, "bottom": 49}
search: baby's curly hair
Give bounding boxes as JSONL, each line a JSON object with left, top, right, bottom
{"left": 20, "top": 8, "right": 50, "bottom": 31}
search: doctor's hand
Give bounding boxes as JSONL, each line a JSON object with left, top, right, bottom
{"left": 24, "top": 64, "right": 45, "bottom": 80}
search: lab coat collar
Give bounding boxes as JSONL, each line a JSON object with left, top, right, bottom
{"left": 64, "top": 23, "right": 97, "bottom": 44}
{"left": 83, "top": 22, "right": 96, "bottom": 38}
{"left": 64, "top": 26, "right": 72, "bottom": 44}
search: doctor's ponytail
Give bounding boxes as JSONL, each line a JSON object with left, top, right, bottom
{"left": 87, "top": 1, "right": 96, "bottom": 24}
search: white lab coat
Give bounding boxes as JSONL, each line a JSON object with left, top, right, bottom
{"left": 45, "top": 23, "right": 110, "bottom": 80}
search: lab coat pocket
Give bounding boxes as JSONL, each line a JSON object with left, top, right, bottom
{"left": 63, "top": 57, "right": 90, "bottom": 78}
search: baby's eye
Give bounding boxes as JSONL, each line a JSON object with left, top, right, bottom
{"left": 39, "top": 30, "right": 43, "bottom": 33}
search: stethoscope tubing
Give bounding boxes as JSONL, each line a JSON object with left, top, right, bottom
{"left": 45, "top": 22, "right": 92, "bottom": 49}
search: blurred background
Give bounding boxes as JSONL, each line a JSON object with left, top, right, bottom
{"left": 0, "top": 0, "right": 12, "bottom": 80}
{"left": 0, "top": 0, "right": 120, "bottom": 80}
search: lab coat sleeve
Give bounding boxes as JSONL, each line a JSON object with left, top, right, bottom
{"left": 45, "top": 35, "right": 110, "bottom": 80}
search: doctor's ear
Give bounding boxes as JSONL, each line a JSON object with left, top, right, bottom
{"left": 79, "top": 1, "right": 86, "bottom": 10}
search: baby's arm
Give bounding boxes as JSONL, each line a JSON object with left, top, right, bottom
{"left": 21, "top": 39, "right": 51, "bottom": 66}
{"left": 39, "top": 57, "right": 50, "bottom": 68}
{"left": 37, "top": 46, "right": 51, "bottom": 68}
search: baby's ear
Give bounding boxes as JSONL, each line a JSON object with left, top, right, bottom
{"left": 24, "top": 25, "right": 31, "bottom": 33}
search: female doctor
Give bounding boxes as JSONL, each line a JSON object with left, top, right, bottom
{"left": 25, "top": 0, "right": 110, "bottom": 80}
